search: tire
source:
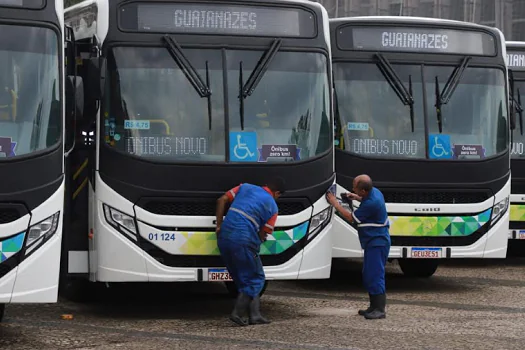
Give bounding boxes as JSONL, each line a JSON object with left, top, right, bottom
{"left": 0, "top": 304, "right": 5, "bottom": 322}
{"left": 398, "top": 259, "right": 439, "bottom": 278}
{"left": 224, "top": 281, "right": 268, "bottom": 298}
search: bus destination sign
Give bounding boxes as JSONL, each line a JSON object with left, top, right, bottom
{"left": 507, "top": 51, "right": 525, "bottom": 69}
{"left": 119, "top": 3, "right": 316, "bottom": 38}
{"left": 0, "top": 0, "right": 43, "bottom": 9}
{"left": 337, "top": 26, "right": 497, "bottom": 56}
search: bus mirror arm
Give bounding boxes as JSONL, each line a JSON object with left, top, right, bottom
{"left": 65, "top": 76, "right": 84, "bottom": 156}
{"left": 87, "top": 57, "right": 106, "bottom": 101}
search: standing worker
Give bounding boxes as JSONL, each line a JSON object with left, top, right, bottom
{"left": 215, "top": 177, "right": 286, "bottom": 326}
{"left": 326, "top": 174, "right": 391, "bottom": 320}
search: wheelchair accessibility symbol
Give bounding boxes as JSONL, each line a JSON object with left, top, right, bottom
{"left": 230, "top": 131, "right": 258, "bottom": 162}
{"left": 429, "top": 134, "right": 452, "bottom": 159}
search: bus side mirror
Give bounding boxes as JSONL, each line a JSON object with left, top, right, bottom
{"left": 87, "top": 57, "right": 106, "bottom": 101}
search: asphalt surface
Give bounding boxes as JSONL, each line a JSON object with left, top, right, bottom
{"left": 2, "top": 253, "right": 525, "bottom": 350}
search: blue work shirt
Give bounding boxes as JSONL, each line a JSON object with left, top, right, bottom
{"left": 352, "top": 187, "right": 391, "bottom": 249}
{"left": 219, "top": 183, "right": 278, "bottom": 250}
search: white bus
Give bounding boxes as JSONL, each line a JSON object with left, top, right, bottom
{"left": 0, "top": 0, "right": 80, "bottom": 320}
{"left": 62, "top": 0, "right": 334, "bottom": 299}
{"left": 330, "top": 17, "right": 511, "bottom": 277}
{"left": 506, "top": 42, "right": 525, "bottom": 243}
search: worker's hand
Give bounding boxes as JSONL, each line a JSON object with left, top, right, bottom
{"left": 346, "top": 192, "right": 361, "bottom": 201}
{"left": 258, "top": 231, "right": 268, "bottom": 242}
{"left": 215, "top": 225, "right": 221, "bottom": 234}
{"left": 325, "top": 192, "right": 339, "bottom": 207}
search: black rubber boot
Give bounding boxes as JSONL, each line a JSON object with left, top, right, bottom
{"left": 229, "top": 293, "right": 250, "bottom": 326}
{"left": 364, "top": 294, "right": 386, "bottom": 320}
{"left": 248, "top": 295, "right": 271, "bottom": 325}
{"left": 358, "top": 294, "right": 373, "bottom": 316}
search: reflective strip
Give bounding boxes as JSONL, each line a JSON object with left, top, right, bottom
{"left": 230, "top": 207, "right": 260, "bottom": 230}
{"left": 264, "top": 223, "right": 274, "bottom": 230}
{"left": 229, "top": 189, "right": 236, "bottom": 198}
{"left": 358, "top": 218, "right": 389, "bottom": 228}
{"left": 352, "top": 212, "right": 361, "bottom": 224}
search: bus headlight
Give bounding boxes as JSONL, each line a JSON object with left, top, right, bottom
{"left": 25, "top": 212, "right": 60, "bottom": 255}
{"left": 103, "top": 204, "right": 137, "bottom": 240}
{"left": 308, "top": 207, "right": 332, "bottom": 240}
{"left": 491, "top": 197, "right": 509, "bottom": 223}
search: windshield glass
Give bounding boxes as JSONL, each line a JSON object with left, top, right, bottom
{"left": 334, "top": 62, "right": 508, "bottom": 160}
{"left": 104, "top": 47, "right": 331, "bottom": 163}
{"left": 0, "top": 24, "right": 60, "bottom": 158}
{"left": 511, "top": 79, "right": 525, "bottom": 159}
{"left": 226, "top": 51, "right": 331, "bottom": 163}
{"left": 105, "top": 47, "right": 225, "bottom": 161}
{"left": 425, "top": 66, "right": 508, "bottom": 160}
{"left": 333, "top": 63, "right": 425, "bottom": 159}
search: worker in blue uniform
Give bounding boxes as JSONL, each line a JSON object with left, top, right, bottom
{"left": 326, "top": 174, "right": 391, "bottom": 320}
{"left": 215, "top": 177, "right": 286, "bottom": 326}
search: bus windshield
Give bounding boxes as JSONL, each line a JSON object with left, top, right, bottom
{"left": 104, "top": 46, "right": 331, "bottom": 163}
{"left": 511, "top": 80, "right": 525, "bottom": 158}
{"left": 0, "top": 24, "right": 61, "bottom": 159}
{"left": 334, "top": 62, "right": 508, "bottom": 160}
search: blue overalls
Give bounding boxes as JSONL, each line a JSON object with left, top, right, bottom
{"left": 352, "top": 187, "right": 391, "bottom": 296}
{"left": 218, "top": 183, "right": 278, "bottom": 298}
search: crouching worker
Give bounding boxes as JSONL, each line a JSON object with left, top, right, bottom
{"left": 326, "top": 174, "right": 391, "bottom": 320}
{"left": 215, "top": 177, "right": 285, "bottom": 326}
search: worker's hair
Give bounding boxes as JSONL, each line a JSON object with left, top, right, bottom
{"left": 267, "top": 176, "right": 286, "bottom": 194}
{"left": 356, "top": 177, "right": 373, "bottom": 192}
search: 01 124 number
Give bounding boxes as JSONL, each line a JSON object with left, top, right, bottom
{"left": 148, "top": 233, "right": 176, "bottom": 241}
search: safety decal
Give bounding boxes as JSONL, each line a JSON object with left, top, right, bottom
{"left": 229, "top": 131, "right": 258, "bottom": 162}
{"left": 428, "top": 134, "right": 452, "bottom": 159}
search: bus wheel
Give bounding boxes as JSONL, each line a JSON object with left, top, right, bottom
{"left": 0, "top": 304, "right": 5, "bottom": 322}
{"left": 398, "top": 259, "right": 439, "bottom": 278}
{"left": 224, "top": 281, "right": 268, "bottom": 298}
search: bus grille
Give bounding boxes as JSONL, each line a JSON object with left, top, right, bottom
{"left": 0, "top": 208, "right": 20, "bottom": 224}
{"left": 141, "top": 200, "right": 307, "bottom": 216}
{"left": 380, "top": 190, "right": 491, "bottom": 204}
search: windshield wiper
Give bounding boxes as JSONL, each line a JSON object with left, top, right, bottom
{"left": 238, "top": 38, "right": 282, "bottom": 130}
{"left": 375, "top": 53, "right": 415, "bottom": 132}
{"left": 434, "top": 56, "right": 471, "bottom": 133}
{"left": 162, "top": 35, "right": 213, "bottom": 130}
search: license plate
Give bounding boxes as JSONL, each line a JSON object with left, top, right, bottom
{"left": 519, "top": 231, "right": 525, "bottom": 239}
{"left": 411, "top": 247, "right": 442, "bottom": 258}
{"left": 208, "top": 268, "right": 232, "bottom": 281}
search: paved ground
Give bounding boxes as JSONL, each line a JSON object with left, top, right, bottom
{"left": 2, "top": 253, "right": 525, "bottom": 350}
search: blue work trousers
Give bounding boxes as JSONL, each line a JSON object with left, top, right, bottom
{"left": 362, "top": 245, "right": 390, "bottom": 295}
{"left": 217, "top": 238, "right": 265, "bottom": 298}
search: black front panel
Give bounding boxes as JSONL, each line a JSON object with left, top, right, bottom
{"left": 100, "top": 148, "right": 334, "bottom": 207}
{"left": 138, "top": 196, "right": 310, "bottom": 216}
{"left": 336, "top": 150, "right": 509, "bottom": 196}
{"left": 0, "top": 146, "right": 63, "bottom": 212}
